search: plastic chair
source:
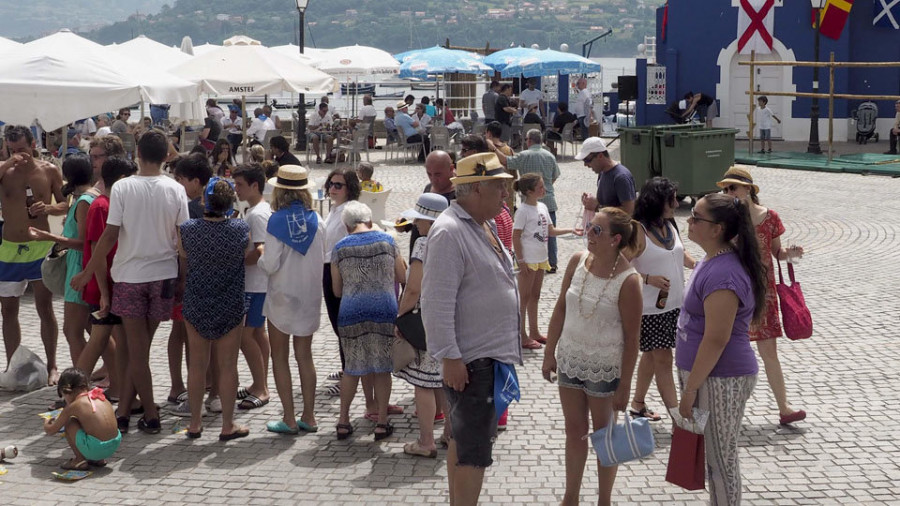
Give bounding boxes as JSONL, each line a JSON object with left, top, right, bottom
{"left": 358, "top": 189, "right": 391, "bottom": 224}
{"left": 429, "top": 126, "right": 451, "bottom": 152}
{"left": 560, "top": 122, "right": 579, "bottom": 158}
{"left": 261, "top": 129, "right": 280, "bottom": 149}
{"left": 180, "top": 131, "right": 200, "bottom": 154}
{"left": 337, "top": 128, "right": 370, "bottom": 168}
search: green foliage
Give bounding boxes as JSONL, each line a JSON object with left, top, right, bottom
{"left": 72, "top": 0, "right": 663, "bottom": 57}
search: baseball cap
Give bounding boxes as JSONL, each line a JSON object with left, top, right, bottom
{"left": 574, "top": 137, "right": 608, "bottom": 160}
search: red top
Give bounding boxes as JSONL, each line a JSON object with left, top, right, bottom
{"left": 444, "top": 108, "right": 456, "bottom": 125}
{"left": 82, "top": 195, "right": 117, "bottom": 306}
{"left": 495, "top": 204, "right": 514, "bottom": 251}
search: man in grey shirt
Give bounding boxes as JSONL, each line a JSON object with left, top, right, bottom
{"left": 422, "top": 152, "right": 522, "bottom": 505}
{"left": 481, "top": 80, "right": 500, "bottom": 122}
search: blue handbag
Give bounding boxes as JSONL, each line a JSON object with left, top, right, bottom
{"left": 589, "top": 410, "right": 655, "bottom": 467}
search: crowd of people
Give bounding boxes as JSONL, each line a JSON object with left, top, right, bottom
{"left": 0, "top": 103, "right": 808, "bottom": 504}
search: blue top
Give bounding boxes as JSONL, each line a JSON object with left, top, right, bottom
{"left": 675, "top": 253, "right": 758, "bottom": 377}
{"left": 395, "top": 112, "right": 418, "bottom": 138}
{"left": 596, "top": 163, "right": 636, "bottom": 208}
{"left": 333, "top": 231, "right": 398, "bottom": 337}
{"left": 180, "top": 219, "right": 249, "bottom": 340}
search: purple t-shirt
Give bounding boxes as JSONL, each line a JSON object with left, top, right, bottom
{"left": 675, "top": 252, "right": 759, "bottom": 377}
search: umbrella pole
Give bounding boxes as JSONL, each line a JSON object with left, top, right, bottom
{"left": 141, "top": 102, "right": 145, "bottom": 128}
{"left": 241, "top": 95, "right": 248, "bottom": 162}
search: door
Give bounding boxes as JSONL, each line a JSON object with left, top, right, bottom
{"left": 730, "top": 51, "right": 784, "bottom": 139}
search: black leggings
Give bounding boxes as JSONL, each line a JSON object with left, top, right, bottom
{"left": 322, "top": 264, "right": 345, "bottom": 369}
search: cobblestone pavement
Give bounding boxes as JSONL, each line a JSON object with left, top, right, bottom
{"left": 1, "top": 145, "right": 899, "bottom": 505}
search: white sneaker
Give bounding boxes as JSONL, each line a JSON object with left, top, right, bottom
{"left": 164, "top": 400, "right": 205, "bottom": 418}
{"left": 205, "top": 395, "right": 223, "bottom": 413}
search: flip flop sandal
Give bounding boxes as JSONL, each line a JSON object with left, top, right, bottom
{"left": 297, "top": 420, "right": 319, "bottom": 433}
{"left": 237, "top": 394, "right": 269, "bottom": 410}
{"left": 219, "top": 427, "right": 250, "bottom": 442}
{"left": 403, "top": 441, "right": 437, "bottom": 458}
{"left": 374, "top": 423, "right": 394, "bottom": 441}
{"left": 186, "top": 429, "right": 203, "bottom": 439}
{"left": 236, "top": 387, "right": 250, "bottom": 400}
{"left": 167, "top": 391, "right": 188, "bottom": 404}
{"left": 87, "top": 460, "right": 107, "bottom": 467}
{"left": 61, "top": 459, "right": 90, "bottom": 471}
{"left": 522, "top": 340, "right": 543, "bottom": 350}
{"left": 327, "top": 371, "right": 343, "bottom": 381}
{"left": 336, "top": 423, "right": 354, "bottom": 440}
{"left": 387, "top": 404, "right": 404, "bottom": 415}
{"left": 324, "top": 384, "right": 341, "bottom": 396}
{"left": 266, "top": 420, "right": 299, "bottom": 435}
{"left": 629, "top": 405, "right": 662, "bottom": 422}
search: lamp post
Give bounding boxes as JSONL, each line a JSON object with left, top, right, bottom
{"left": 295, "top": 0, "right": 309, "bottom": 151}
{"left": 808, "top": 0, "right": 823, "bottom": 154}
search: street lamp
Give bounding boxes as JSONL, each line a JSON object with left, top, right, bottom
{"left": 808, "top": 0, "right": 823, "bottom": 154}
{"left": 295, "top": 0, "right": 310, "bottom": 151}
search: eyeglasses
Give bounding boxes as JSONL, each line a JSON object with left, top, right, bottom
{"left": 586, "top": 224, "right": 604, "bottom": 236}
{"left": 583, "top": 152, "right": 598, "bottom": 164}
{"left": 326, "top": 181, "right": 346, "bottom": 190}
{"left": 689, "top": 209, "right": 718, "bottom": 224}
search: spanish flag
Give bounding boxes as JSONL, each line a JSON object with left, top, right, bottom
{"left": 818, "top": 0, "right": 854, "bottom": 40}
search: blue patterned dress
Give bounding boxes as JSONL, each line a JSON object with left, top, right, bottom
{"left": 180, "top": 218, "right": 249, "bottom": 340}
{"left": 333, "top": 230, "right": 398, "bottom": 375}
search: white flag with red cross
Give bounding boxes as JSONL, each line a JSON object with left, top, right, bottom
{"left": 738, "top": 0, "right": 776, "bottom": 54}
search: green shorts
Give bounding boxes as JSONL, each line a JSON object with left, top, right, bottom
{"left": 75, "top": 429, "right": 122, "bottom": 461}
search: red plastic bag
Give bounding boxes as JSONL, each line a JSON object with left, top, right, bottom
{"left": 776, "top": 261, "right": 813, "bottom": 340}
{"left": 665, "top": 426, "right": 705, "bottom": 491}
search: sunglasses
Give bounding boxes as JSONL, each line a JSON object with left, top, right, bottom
{"left": 583, "top": 152, "right": 598, "bottom": 164}
{"left": 586, "top": 224, "right": 605, "bottom": 236}
{"left": 689, "top": 209, "right": 718, "bottom": 224}
{"left": 722, "top": 184, "right": 745, "bottom": 193}
{"left": 326, "top": 181, "right": 346, "bottom": 190}
{"left": 122, "top": 112, "right": 131, "bottom": 116}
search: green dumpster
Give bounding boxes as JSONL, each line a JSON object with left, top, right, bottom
{"left": 617, "top": 127, "right": 655, "bottom": 190}
{"left": 654, "top": 127, "right": 739, "bottom": 197}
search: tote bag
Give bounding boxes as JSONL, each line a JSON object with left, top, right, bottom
{"left": 776, "top": 261, "right": 813, "bottom": 340}
{"left": 589, "top": 410, "right": 655, "bottom": 467}
{"left": 40, "top": 248, "right": 68, "bottom": 296}
{"left": 665, "top": 426, "right": 705, "bottom": 490}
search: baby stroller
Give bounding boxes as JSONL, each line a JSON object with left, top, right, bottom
{"left": 853, "top": 102, "right": 879, "bottom": 144}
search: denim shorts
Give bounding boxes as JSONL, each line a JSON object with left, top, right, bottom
{"left": 558, "top": 371, "right": 618, "bottom": 398}
{"left": 244, "top": 292, "right": 266, "bottom": 328}
{"left": 759, "top": 129, "right": 771, "bottom": 140}
{"left": 443, "top": 357, "right": 498, "bottom": 468}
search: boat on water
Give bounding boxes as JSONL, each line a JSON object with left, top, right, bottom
{"left": 340, "top": 83, "right": 376, "bottom": 95}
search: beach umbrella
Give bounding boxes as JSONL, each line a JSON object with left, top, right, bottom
{"left": 315, "top": 45, "right": 400, "bottom": 77}
{"left": 0, "top": 35, "right": 21, "bottom": 53}
{"left": 192, "top": 43, "right": 221, "bottom": 56}
{"left": 484, "top": 47, "right": 603, "bottom": 78}
{"left": 396, "top": 46, "right": 491, "bottom": 80}
{"left": 109, "top": 35, "right": 193, "bottom": 70}
{"left": 0, "top": 30, "right": 199, "bottom": 131}
{"left": 270, "top": 44, "right": 323, "bottom": 67}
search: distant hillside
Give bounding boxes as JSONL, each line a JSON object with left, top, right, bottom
{"left": 75, "top": 0, "right": 662, "bottom": 57}
{"left": 0, "top": 0, "right": 168, "bottom": 39}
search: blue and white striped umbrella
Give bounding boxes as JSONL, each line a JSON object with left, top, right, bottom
{"left": 484, "top": 47, "right": 602, "bottom": 78}
{"left": 395, "top": 46, "right": 492, "bottom": 79}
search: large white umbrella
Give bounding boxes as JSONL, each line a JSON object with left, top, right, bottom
{"left": 192, "top": 43, "right": 220, "bottom": 56}
{"left": 109, "top": 35, "right": 193, "bottom": 70}
{"left": 0, "top": 30, "right": 198, "bottom": 131}
{"left": 270, "top": 44, "right": 322, "bottom": 67}
{"left": 315, "top": 45, "right": 400, "bottom": 77}
{"left": 0, "top": 36, "right": 21, "bottom": 53}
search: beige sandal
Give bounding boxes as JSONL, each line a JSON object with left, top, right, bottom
{"left": 403, "top": 441, "right": 437, "bottom": 458}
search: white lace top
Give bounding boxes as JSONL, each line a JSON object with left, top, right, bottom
{"left": 556, "top": 254, "right": 638, "bottom": 384}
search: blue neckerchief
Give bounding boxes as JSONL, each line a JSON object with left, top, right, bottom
{"left": 259, "top": 114, "right": 268, "bottom": 121}
{"left": 266, "top": 201, "right": 318, "bottom": 255}
{"left": 494, "top": 362, "right": 520, "bottom": 418}
{"left": 204, "top": 177, "right": 236, "bottom": 216}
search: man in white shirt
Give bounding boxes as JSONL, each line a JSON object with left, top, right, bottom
{"left": 246, "top": 108, "right": 277, "bottom": 144}
{"left": 233, "top": 163, "right": 272, "bottom": 409}
{"left": 72, "top": 129, "right": 190, "bottom": 435}
{"left": 307, "top": 102, "right": 334, "bottom": 164}
{"left": 519, "top": 80, "right": 544, "bottom": 117}
{"left": 221, "top": 107, "right": 244, "bottom": 156}
{"left": 574, "top": 77, "right": 593, "bottom": 140}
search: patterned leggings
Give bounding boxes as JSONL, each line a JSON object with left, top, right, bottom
{"left": 678, "top": 369, "right": 757, "bottom": 506}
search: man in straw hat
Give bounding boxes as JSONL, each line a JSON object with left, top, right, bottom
{"left": 394, "top": 101, "right": 430, "bottom": 162}
{"left": 421, "top": 152, "right": 522, "bottom": 504}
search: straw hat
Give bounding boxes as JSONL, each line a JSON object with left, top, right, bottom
{"left": 716, "top": 165, "right": 759, "bottom": 194}
{"left": 451, "top": 153, "right": 513, "bottom": 185}
{"left": 401, "top": 193, "right": 449, "bottom": 222}
{"left": 396, "top": 100, "right": 409, "bottom": 110}
{"left": 268, "top": 164, "right": 314, "bottom": 191}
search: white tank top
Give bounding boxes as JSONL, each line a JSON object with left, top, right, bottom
{"left": 630, "top": 222, "right": 685, "bottom": 315}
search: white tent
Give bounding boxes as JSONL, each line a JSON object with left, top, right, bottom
{"left": 0, "top": 30, "right": 199, "bottom": 131}
{"left": 109, "top": 35, "right": 193, "bottom": 70}
{"left": 270, "top": 44, "right": 322, "bottom": 67}
{"left": 0, "top": 35, "right": 21, "bottom": 52}
{"left": 314, "top": 45, "right": 400, "bottom": 78}
{"left": 169, "top": 38, "right": 336, "bottom": 96}
{"left": 192, "top": 43, "right": 220, "bottom": 56}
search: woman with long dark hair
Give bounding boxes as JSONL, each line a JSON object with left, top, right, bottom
{"left": 677, "top": 193, "right": 767, "bottom": 505}
{"left": 210, "top": 138, "right": 235, "bottom": 178}
{"left": 629, "top": 177, "right": 695, "bottom": 421}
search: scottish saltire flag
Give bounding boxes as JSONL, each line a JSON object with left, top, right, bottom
{"left": 874, "top": 0, "right": 900, "bottom": 28}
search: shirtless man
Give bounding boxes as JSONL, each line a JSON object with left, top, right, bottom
{"left": 0, "top": 125, "right": 66, "bottom": 384}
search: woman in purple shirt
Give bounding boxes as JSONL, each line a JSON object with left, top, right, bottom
{"left": 676, "top": 193, "right": 767, "bottom": 506}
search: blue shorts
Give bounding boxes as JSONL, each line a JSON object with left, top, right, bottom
{"left": 558, "top": 370, "right": 619, "bottom": 398}
{"left": 0, "top": 239, "right": 54, "bottom": 297}
{"left": 759, "top": 129, "right": 772, "bottom": 140}
{"left": 75, "top": 429, "right": 121, "bottom": 461}
{"left": 244, "top": 292, "right": 266, "bottom": 328}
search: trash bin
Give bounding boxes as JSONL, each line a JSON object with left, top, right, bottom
{"left": 654, "top": 127, "right": 739, "bottom": 197}
{"left": 618, "top": 126, "right": 656, "bottom": 189}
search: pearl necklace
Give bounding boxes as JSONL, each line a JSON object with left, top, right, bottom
{"left": 577, "top": 252, "right": 622, "bottom": 319}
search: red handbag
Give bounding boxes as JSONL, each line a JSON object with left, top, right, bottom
{"left": 665, "top": 426, "right": 705, "bottom": 490}
{"left": 776, "top": 261, "right": 813, "bottom": 340}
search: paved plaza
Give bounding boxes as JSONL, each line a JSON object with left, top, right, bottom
{"left": 1, "top": 144, "right": 899, "bottom": 505}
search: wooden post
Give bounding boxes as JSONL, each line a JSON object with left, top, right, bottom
{"left": 828, "top": 52, "right": 835, "bottom": 163}
{"left": 749, "top": 51, "right": 755, "bottom": 155}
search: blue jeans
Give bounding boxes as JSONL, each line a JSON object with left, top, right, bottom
{"left": 578, "top": 116, "right": 590, "bottom": 140}
{"left": 548, "top": 211, "right": 558, "bottom": 268}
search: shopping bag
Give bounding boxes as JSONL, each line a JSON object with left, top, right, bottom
{"left": 776, "top": 261, "right": 813, "bottom": 340}
{"left": 665, "top": 426, "right": 705, "bottom": 490}
{"left": 589, "top": 410, "right": 655, "bottom": 467}
{"left": 0, "top": 345, "right": 48, "bottom": 392}
{"left": 493, "top": 362, "right": 520, "bottom": 419}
